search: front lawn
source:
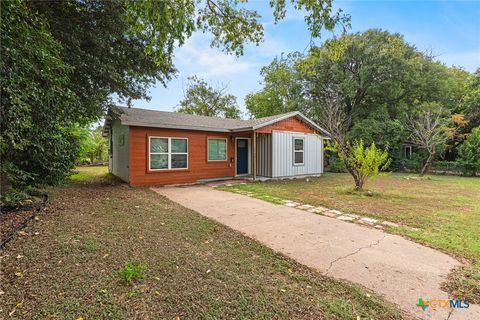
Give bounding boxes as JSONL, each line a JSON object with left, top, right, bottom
{"left": 219, "top": 173, "right": 480, "bottom": 303}
{"left": 0, "top": 167, "right": 405, "bottom": 319}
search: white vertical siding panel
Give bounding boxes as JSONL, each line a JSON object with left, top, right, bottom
{"left": 112, "top": 120, "right": 129, "bottom": 182}
{"left": 272, "top": 131, "right": 323, "bottom": 178}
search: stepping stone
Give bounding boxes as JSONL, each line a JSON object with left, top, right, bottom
{"left": 314, "top": 206, "right": 329, "bottom": 212}
{"left": 374, "top": 225, "right": 384, "bottom": 230}
{"left": 284, "top": 202, "right": 300, "bottom": 207}
{"left": 344, "top": 214, "right": 360, "bottom": 219}
{"left": 322, "top": 210, "right": 340, "bottom": 218}
{"left": 297, "top": 204, "right": 315, "bottom": 210}
{"left": 327, "top": 209, "right": 343, "bottom": 215}
{"left": 360, "top": 217, "right": 378, "bottom": 225}
{"left": 337, "top": 215, "right": 355, "bottom": 221}
{"left": 308, "top": 208, "right": 326, "bottom": 214}
{"left": 381, "top": 221, "right": 400, "bottom": 228}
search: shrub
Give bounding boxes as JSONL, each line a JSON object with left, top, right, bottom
{"left": 431, "top": 161, "right": 463, "bottom": 174}
{"left": 335, "top": 140, "right": 391, "bottom": 190}
{"left": 119, "top": 262, "right": 147, "bottom": 284}
{"left": 329, "top": 158, "right": 347, "bottom": 173}
{"left": 457, "top": 127, "right": 480, "bottom": 176}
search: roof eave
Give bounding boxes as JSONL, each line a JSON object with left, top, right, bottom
{"left": 251, "top": 111, "right": 331, "bottom": 136}
{"left": 122, "top": 121, "right": 231, "bottom": 133}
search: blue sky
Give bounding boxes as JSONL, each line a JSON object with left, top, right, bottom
{"left": 132, "top": 0, "right": 480, "bottom": 116}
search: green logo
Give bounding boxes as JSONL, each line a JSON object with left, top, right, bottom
{"left": 416, "top": 298, "right": 429, "bottom": 311}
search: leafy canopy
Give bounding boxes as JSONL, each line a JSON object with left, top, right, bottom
{"left": 457, "top": 127, "right": 480, "bottom": 176}
{"left": 246, "top": 29, "right": 474, "bottom": 168}
{"left": 1, "top": 0, "right": 78, "bottom": 200}
{"left": 246, "top": 53, "right": 308, "bottom": 118}
{"left": 177, "top": 76, "right": 242, "bottom": 119}
{"left": 334, "top": 140, "right": 391, "bottom": 190}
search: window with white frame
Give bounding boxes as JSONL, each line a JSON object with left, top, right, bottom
{"left": 293, "top": 137, "right": 304, "bottom": 165}
{"left": 207, "top": 138, "right": 227, "bottom": 161}
{"left": 149, "top": 137, "right": 188, "bottom": 170}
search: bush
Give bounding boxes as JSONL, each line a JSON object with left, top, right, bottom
{"left": 335, "top": 140, "right": 391, "bottom": 190}
{"left": 457, "top": 127, "right": 480, "bottom": 176}
{"left": 431, "top": 161, "right": 463, "bottom": 174}
{"left": 119, "top": 262, "right": 147, "bottom": 284}
{"left": 403, "top": 150, "right": 428, "bottom": 173}
{"left": 329, "top": 158, "right": 347, "bottom": 173}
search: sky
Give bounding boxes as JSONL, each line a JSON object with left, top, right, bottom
{"left": 131, "top": 0, "right": 480, "bottom": 116}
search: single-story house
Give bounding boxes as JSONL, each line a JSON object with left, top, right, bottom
{"left": 103, "top": 107, "right": 329, "bottom": 186}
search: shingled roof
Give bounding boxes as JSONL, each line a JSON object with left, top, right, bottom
{"left": 104, "top": 106, "right": 329, "bottom": 135}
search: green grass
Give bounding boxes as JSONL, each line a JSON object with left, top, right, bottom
{"left": 218, "top": 173, "right": 480, "bottom": 302}
{"left": 119, "top": 262, "right": 147, "bottom": 284}
{"left": 69, "top": 165, "right": 109, "bottom": 182}
{"left": 0, "top": 171, "right": 406, "bottom": 319}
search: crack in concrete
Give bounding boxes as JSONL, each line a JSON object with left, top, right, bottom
{"left": 325, "top": 234, "right": 388, "bottom": 275}
{"left": 446, "top": 308, "right": 455, "bottom": 320}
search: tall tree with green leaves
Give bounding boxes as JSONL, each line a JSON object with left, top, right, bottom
{"left": 457, "top": 126, "right": 480, "bottom": 176}
{"left": 246, "top": 53, "right": 307, "bottom": 118}
{"left": 1, "top": 0, "right": 77, "bottom": 200}
{"left": 177, "top": 76, "right": 241, "bottom": 119}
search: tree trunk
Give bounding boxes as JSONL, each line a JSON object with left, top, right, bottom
{"left": 354, "top": 179, "right": 363, "bottom": 190}
{"left": 344, "top": 162, "right": 363, "bottom": 190}
{"left": 420, "top": 153, "right": 434, "bottom": 177}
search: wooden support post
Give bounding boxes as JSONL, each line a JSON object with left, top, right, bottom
{"left": 253, "top": 131, "right": 257, "bottom": 180}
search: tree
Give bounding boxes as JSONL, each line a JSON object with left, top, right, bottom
{"left": 407, "top": 106, "right": 448, "bottom": 176}
{"left": 333, "top": 140, "right": 391, "bottom": 190}
{"left": 246, "top": 53, "right": 308, "bottom": 118}
{"left": 177, "top": 76, "right": 241, "bottom": 119}
{"left": 459, "top": 69, "right": 480, "bottom": 132}
{"left": 313, "top": 91, "right": 391, "bottom": 189}
{"left": 76, "top": 126, "right": 108, "bottom": 164}
{"left": 457, "top": 126, "right": 480, "bottom": 176}
{"left": 126, "top": 0, "right": 350, "bottom": 59}
{"left": 1, "top": 0, "right": 77, "bottom": 200}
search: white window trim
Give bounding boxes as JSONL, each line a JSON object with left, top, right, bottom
{"left": 148, "top": 136, "right": 188, "bottom": 171}
{"left": 207, "top": 137, "right": 228, "bottom": 161}
{"left": 293, "top": 137, "right": 305, "bottom": 166}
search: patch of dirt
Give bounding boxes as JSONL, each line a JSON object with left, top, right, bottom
{"left": 0, "top": 197, "right": 47, "bottom": 247}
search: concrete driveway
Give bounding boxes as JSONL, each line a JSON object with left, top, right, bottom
{"left": 153, "top": 185, "right": 479, "bottom": 319}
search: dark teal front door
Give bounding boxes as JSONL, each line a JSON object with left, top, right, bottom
{"left": 236, "top": 139, "right": 249, "bottom": 175}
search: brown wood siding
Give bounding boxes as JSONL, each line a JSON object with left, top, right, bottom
{"left": 129, "top": 126, "right": 251, "bottom": 186}
{"left": 255, "top": 116, "right": 316, "bottom": 134}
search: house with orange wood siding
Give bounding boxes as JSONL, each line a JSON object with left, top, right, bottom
{"left": 103, "top": 107, "right": 329, "bottom": 186}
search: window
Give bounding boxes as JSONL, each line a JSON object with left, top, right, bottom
{"left": 149, "top": 137, "right": 188, "bottom": 170}
{"left": 293, "top": 137, "right": 304, "bottom": 165}
{"left": 405, "top": 145, "right": 412, "bottom": 160}
{"left": 208, "top": 138, "right": 227, "bottom": 161}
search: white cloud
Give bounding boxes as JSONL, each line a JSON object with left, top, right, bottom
{"left": 174, "top": 34, "right": 255, "bottom": 79}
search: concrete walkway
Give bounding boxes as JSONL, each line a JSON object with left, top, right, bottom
{"left": 153, "top": 185, "right": 479, "bottom": 319}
